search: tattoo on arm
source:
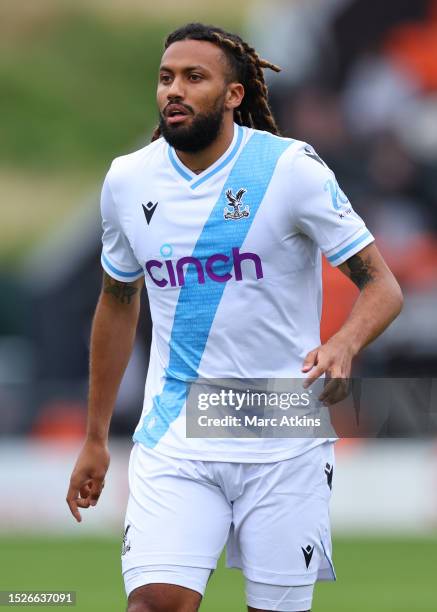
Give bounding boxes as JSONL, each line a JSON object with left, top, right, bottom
{"left": 103, "top": 273, "right": 139, "bottom": 304}
{"left": 345, "top": 254, "right": 376, "bottom": 290}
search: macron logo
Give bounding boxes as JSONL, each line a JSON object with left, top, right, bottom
{"left": 145, "top": 247, "right": 263, "bottom": 288}
{"left": 142, "top": 201, "right": 158, "bottom": 224}
{"left": 302, "top": 544, "right": 314, "bottom": 569}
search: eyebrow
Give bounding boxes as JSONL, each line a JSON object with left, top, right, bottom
{"left": 159, "top": 64, "right": 210, "bottom": 73}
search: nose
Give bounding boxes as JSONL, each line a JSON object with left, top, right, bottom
{"left": 167, "top": 76, "right": 184, "bottom": 100}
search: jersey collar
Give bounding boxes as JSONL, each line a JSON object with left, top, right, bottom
{"left": 167, "top": 123, "right": 244, "bottom": 190}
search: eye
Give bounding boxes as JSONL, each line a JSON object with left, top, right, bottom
{"left": 189, "top": 74, "right": 203, "bottom": 82}
{"left": 160, "top": 74, "right": 172, "bottom": 84}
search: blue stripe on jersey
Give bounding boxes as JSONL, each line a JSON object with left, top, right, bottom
{"left": 190, "top": 125, "right": 244, "bottom": 190}
{"left": 101, "top": 253, "right": 143, "bottom": 278}
{"left": 168, "top": 146, "right": 193, "bottom": 181}
{"left": 134, "top": 132, "right": 293, "bottom": 448}
{"left": 326, "top": 230, "right": 372, "bottom": 264}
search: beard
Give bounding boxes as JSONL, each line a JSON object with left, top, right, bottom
{"left": 159, "top": 96, "right": 226, "bottom": 153}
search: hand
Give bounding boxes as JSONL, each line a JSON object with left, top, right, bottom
{"left": 66, "top": 438, "right": 110, "bottom": 523}
{"left": 301, "top": 335, "right": 355, "bottom": 405}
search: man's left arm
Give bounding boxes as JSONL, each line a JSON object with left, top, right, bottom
{"left": 302, "top": 242, "right": 403, "bottom": 403}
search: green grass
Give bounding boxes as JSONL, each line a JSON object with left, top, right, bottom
{"left": 0, "top": 10, "right": 243, "bottom": 175}
{"left": 0, "top": 536, "right": 436, "bottom": 611}
{"left": 0, "top": 14, "right": 168, "bottom": 174}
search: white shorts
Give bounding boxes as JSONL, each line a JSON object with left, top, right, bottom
{"left": 122, "top": 441, "right": 336, "bottom": 610}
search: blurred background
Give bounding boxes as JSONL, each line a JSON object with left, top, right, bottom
{"left": 0, "top": 1, "right": 436, "bottom": 610}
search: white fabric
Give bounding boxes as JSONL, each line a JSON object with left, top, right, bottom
{"left": 100, "top": 175, "right": 143, "bottom": 280}
{"left": 100, "top": 124, "right": 374, "bottom": 461}
{"left": 245, "top": 580, "right": 314, "bottom": 611}
{"left": 124, "top": 564, "right": 211, "bottom": 599}
{"left": 122, "top": 441, "right": 336, "bottom": 594}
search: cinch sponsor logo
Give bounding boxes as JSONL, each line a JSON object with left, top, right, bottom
{"left": 145, "top": 247, "right": 263, "bottom": 287}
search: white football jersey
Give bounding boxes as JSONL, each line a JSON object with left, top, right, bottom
{"left": 100, "top": 123, "right": 374, "bottom": 461}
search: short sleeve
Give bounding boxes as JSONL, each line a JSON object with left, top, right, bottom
{"left": 291, "top": 145, "right": 374, "bottom": 266}
{"left": 100, "top": 172, "right": 144, "bottom": 282}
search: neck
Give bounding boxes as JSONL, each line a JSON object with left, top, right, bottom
{"left": 175, "top": 118, "right": 235, "bottom": 174}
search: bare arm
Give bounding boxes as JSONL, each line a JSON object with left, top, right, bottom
{"left": 332, "top": 242, "right": 403, "bottom": 353}
{"left": 66, "top": 272, "right": 144, "bottom": 522}
{"left": 302, "top": 243, "right": 403, "bottom": 402}
{"left": 87, "top": 272, "right": 144, "bottom": 441}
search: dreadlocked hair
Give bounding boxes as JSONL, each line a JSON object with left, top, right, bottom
{"left": 151, "top": 22, "right": 281, "bottom": 142}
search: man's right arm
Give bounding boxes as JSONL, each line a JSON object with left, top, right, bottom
{"left": 66, "top": 272, "right": 144, "bottom": 522}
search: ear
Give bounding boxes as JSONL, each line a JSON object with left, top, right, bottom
{"left": 225, "top": 82, "right": 245, "bottom": 111}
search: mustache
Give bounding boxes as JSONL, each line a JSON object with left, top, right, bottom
{"left": 162, "top": 102, "right": 194, "bottom": 117}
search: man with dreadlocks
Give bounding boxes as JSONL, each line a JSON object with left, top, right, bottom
{"left": 67, "top": 23, "right": 402, "bottom": 612}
